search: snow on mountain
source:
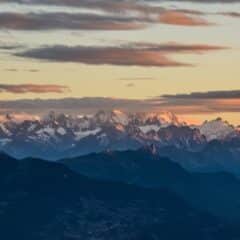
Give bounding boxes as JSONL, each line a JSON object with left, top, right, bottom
{"left": 199, "top": 118, "right": 235, "bottom": 141}
{"left": 111, "top": 109, "right": 129, "bottom": 126}
{"left": 94, "top": 109, "right": 129, "bottom": 126}
{"left": 129, "top": 111, "right": 182, "bottom": 128}
{"left": 57, "top": 127, "right": 67, "bottom": 136}
{"left": 37, "top": 126, "right": 56, "bottom": 138}
{"left": 139, "top": 125, "right": 161, "bottom": 134}
{"left": 1, "top": 110, "right": 237, "bottom": 160}
{"left": 146, "top": 111, "right": 182, "bottom": 127}
{"left": 75, "top": 128, "right": 101, "bottom": 141}
{"left": 0, "top": 138, "right": 12, "bottom": 146}
{"left": 0, "top": 123, "right": 12, "bottom": 137}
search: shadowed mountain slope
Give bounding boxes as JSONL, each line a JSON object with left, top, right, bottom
{"left": 0, "top": 153, "right": 239, "bottom": 240}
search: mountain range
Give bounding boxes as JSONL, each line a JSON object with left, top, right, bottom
{"left": 1, "top": 113, "right": 240, "bottom": 238}
{"left": 1, "top": 110, "right": 240, "bottom": 175}
{"left": 1, "top": 152, "right": 240, "bottom": 240}
{"left": 60, "top": 148, "right": 240, "bottom": 220}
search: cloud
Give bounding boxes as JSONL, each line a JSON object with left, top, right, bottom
{"left": 153, "top": 99, "right": 240, "bottom": 114}
{"left": 0, "top": 9, "right": 211, "bottom": 32}
{"left": 220, "top": 12, "right": 240, "bottom": 17}
{"left": 1, "top": 90, "right": 240, "bottom": 117}
{"left": 0, "top": 84, "right": 70, "bottom": 94}
{"left": 0, "top": 0, "right": 147, "bottom": 11}
{"left": 146, "top": 0, "right": 240, "bottom": 2}
{"left": 4, "top": 68, "right": 18, "bottom": 72}
{"left": 0, "top": 44, "right": 23, "bottom": 50}
{"left": 0, "top": 0, "right": 169, "bottom": 14}
{"left": 0, "top": 97, "right": 151, "bottom": 116}
{"left": 125, "top": 83, "right": 135, "bottom": 87}
{"left": 0, "top": 0, "right": 213, "bottom": 31}
{"left": 148, "top": 90, "right": 240, "bottom": 114}
{"left": 158, "top": 10, "right": 210, "bottom": 26}
{"left": 26, "top": 69, "right": 40, "bottom": 72}
{"left": 162, "top": 90, "right": 240, "bottom": 99}
{"left": 3, "top": 0, "right": 240, "bottom": 8}
{"left": 131, "top": 42, "right": 226, "bottom": 53}
{"left": 15, "top": 45, "right": 185, "bottom": 67}
{"left": 118, "top": 77, "right": 156, "bottom": 81}
{"left": 15, "top": 43, "right": 225, "bottom": 67}
{"left": 4, "top": 68, "right": 40, "bottom": 72}
{"left": 0, "top": 12, "right": 147, "bottom": 31}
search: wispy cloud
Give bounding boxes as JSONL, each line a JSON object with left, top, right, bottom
{"left": 162, "top": 90, "right": 240, "bottom": 99}
{"left": 118, "top": 77, "right": 156, "bottom": 81}
{"left": 15, "top": 43, "right": 226, "bottom": 67}
{"left": 4, "top": 68, "right": 40, "bottom": 72}
{"left": 0, "top": 0, "right": 151, "bottom": 11}
{"left": 145, "top": 0, "right": 240, "bottom": 2}
{"left": 0, "top": 12, "right": 147, "bottom": 31}
{"left": 159, "top": 10, "right": 210, "bottom": 26}
{"left": 0, "top": 97, "right": 150, "bottom": 115}
{"left": 15, "top": 45, "right": 185, "bottom": 67}
{"left": 1, "top": 90, "right": 240, "bottom": 116}
{"left": 125, "top": 83, "right": 135, "bottom": 87}
{"left": 220, "top": 12, "right": 240, "bottom": 17}
{"left": 1, "top": 0, "right": 239, "bottom": 29}
{"left": 4, "top": 68, "right": 18, "bottom": 72}
{"left": 151, "top": 90, "right": 240, "bottom": 114}
{"left": 3, "top": 0, "right": 240, "bottom": 8}
{"left": 0, "top": 10, "right": 212, "bottom": 32}
{"left": 0, "top": 84, "right": 70, "bottom": 94}
{"left": 0, "top": 0, "right": 214, "bottom": 31}
{"left": 0, "top": 44, "right": 23, "bottom": 50}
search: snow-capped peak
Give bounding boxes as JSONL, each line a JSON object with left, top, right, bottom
{"left": 152, "top": 111, "right": 182, "bottom": 127}
{"left": 1, "top": 110, "right": 238, "bottom": 160}
{"left": 199, "top": 118, "right": 235, "bottom": 141}
{"left": 94, "top": 110, "right": 129, "bottom": 126}
{"left": 134, "top": 111, "right": 182, "bottom": 127}
{"left": 111, "top": 109, "right": 129, "bottom": 126}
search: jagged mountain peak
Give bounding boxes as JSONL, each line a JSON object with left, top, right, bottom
{"left": 94, "top": 109, "right": 129, "bottom": 126}
{"left": 0, "top": 110, "right": 239, "bottom": 160}
{"left": 130, "top": 111, "right": 182, "bottom": 128}
{"left": 146, "top": 111, "right": 181, "bottom": 125}
{"left": 199, "top": 118, "right": 235, "bottom": 141}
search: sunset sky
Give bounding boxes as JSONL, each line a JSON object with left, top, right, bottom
{"left": 0, "top": 0, "right": 240, "bottom": 125}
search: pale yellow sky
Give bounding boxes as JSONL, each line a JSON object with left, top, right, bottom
{"left": 0, "top": 1, "right": 240, "bottom": 124}
{"left": 1, "top": 48, "right": 239, "bottom": 100}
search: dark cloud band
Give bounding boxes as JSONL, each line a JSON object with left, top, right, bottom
{"left": 2, "top": 0, "right": 240, "bottom": 6}
{"left": 0, "top": 9, "right": 211, "bottom": 32}
{"left": 0, "top": 84, "right": 70, "bottom": 94}
{"left": 15, "top": 43, "right": 225, "bottom": 67}
{"left": 162, "top": 90, "right": 240, "bottom": 99}
{"left": 1, "top": 90, "right": 240, "bottom": 115}
{"left": 0, "top": 12, "right": 147, "bottom": 31}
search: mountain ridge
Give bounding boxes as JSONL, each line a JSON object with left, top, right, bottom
{"left": 0, "top": 110, "right": 216, "bottom": 158}
{"left": 60, "top": 148, "right": 240, "bottom": 220}
{"left": 1, "top": 152, "right": 235, "bottom": 240}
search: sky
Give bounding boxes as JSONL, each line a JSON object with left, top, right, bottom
{"left": 0, "top": 0, "right": 240, "bottom": 125}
